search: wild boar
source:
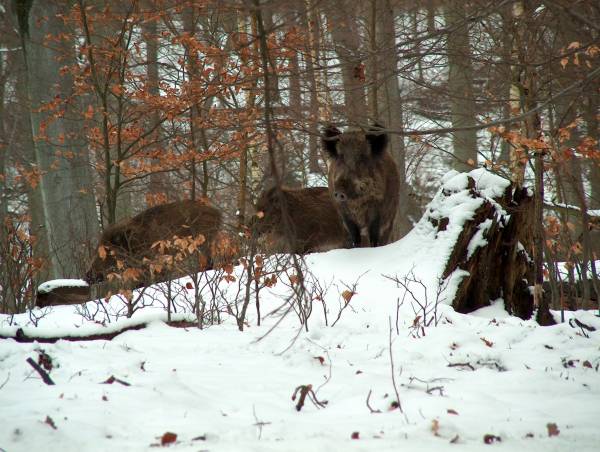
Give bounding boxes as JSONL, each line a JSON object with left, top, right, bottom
{"left": 86, "top": 200, "right": 222, "bottom": 285}
{"left": 322, "top": 124, "right": 400, "bottom": 247}
{"left": 254, "top": 186, "right": 349, "bottom": 254}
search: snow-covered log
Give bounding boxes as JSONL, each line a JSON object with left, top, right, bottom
{"left": 36, "top": 279, "right": 91, "bottom": 308}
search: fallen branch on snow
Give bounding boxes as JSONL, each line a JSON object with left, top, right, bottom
{"left": 0, "top": 320, "right": 195, "bottom": 343}
{"left": 291, "top": 384, "right": 328, "bottom": 411}
{"left": 26, "top": 357, "right": 55, "bottom": 385}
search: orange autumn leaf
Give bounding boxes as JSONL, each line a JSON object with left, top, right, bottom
{"left": 341, "top": 290, "right": 355, "bottom": 304}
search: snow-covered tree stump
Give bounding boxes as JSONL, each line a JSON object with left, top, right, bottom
{"left": 426, "top": 170, "right": 554, "bottom": 325}
{"left": 36, "top": 280, "right": 91, "bottom": 308}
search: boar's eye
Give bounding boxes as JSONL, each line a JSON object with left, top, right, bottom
{"left": 356, "top": 181, "right": 367, "bottom": 194}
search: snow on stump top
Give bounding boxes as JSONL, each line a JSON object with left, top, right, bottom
{"left": 36, "top": 279, "right": 91, "bottom": 308}
{"left": 425, "top": 168, "right": 553, "bottom": 325}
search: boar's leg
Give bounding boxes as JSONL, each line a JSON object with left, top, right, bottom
{"left": 342, "top": 216, "right": 362, "bottom": 248}
{"left": 368, "top": 214, "right": 381, "bottom": 247}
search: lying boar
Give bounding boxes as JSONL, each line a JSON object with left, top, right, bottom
{"left": 322, "top": 124, "right": 400, "bottom": 247}
{"left": 86, "top": 200, "right": 222, "bottom": 284}
{"left": 254, "top": 186, "right": 349, "bottom": 254}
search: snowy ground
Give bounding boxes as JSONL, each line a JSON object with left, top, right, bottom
{"left": 1, "top": 170, "right": 599, "bottom": 451}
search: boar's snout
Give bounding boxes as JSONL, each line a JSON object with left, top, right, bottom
{"left": 333, "top": 191, "right": 348, "bottom": 203}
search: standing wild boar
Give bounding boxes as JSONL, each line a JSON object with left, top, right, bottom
{"left": 322, "top": 124, "right": 400, "bottom": 247}
{"left": 254, "top": 186, "right": 350, "bottom": 254}
{"left": 86, "top": 200, "right": 222, "bottom": 284}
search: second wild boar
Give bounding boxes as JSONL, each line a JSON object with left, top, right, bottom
{"left": 254, "top": 186, "right": 349, "bottom": 254}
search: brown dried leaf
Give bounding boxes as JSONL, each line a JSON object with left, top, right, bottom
{"left": 483, "top": 434, "right": 501, "bottom": 444}
{"left": 447, "top": 409, "right": 459, "bottom": 415}
{"left": 431, "top": 419, "right": 440, "bottom": 436}
{"left": 547, "top": 423, "right": 560, "bottom": 437}
{"left": 342, "top": 290, "right": 355, "bottom": 304}
{"left": 161, "top": 432, "right": 177, "bottom": 446}
{"left": 480, "top": 337, "right": 494, "bottom": 347}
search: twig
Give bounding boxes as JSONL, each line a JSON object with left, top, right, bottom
{"left": 292, "top": 384, "right": 328, "bottom": 411}
{"left": 305, "top": 338, "right": 332, "bottom": 394}
{"left": 331, "top": 272, "right": 368, "bottom": 327}
{"left": 101, "top": 375, "right": 131, "bottom": 386}
{"left": 388, "top": 317, "right": 403, "bottom": 413}
{"left": 26, "top": 357, "right": 55, "bottom": 385}
{"left": 447, "top": 362, "right": 475, "bottom": 371}
{"left": 252, "top": 405, "right": 271, "bottom": 440}
{"left": 426, "top": 386, "right": 445, "bottom": 396}
{"left": 366, "top": 389, "right": 381, "bottom": 414}
{"left": 0, "top": 372, "right": 9, "bottom": 390}
{"left": 408, "top": 375, "right": 451, "bottom": 395}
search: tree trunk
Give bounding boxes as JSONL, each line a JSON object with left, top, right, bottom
{"left": 512, "top": 0, "right": 552, "bottom": 324}
{"left": 303, "top": 0, "right": 327, "bottom": 174}
{"left": 584, "top": 88, "right": 600, "bottom": 209}
{"left": 18, "top": 0, "right": 98, "bottom": 278}
{"left": 325, "top": 0, "right": 368, "bottom": 126}
{"left": 15, "top": 57, "right": 52, "bottom": 284}
{"left": 375, "top": 0, "right": 413, "bottom": 238}
{"left": 142, "top": 11, "right": 167, "bottom": 205}
{"left": 444, "top": 0, "right": 478, "bottom": 171}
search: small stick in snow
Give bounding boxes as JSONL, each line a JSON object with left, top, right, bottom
{"left": 408, "top": 376, "right": 449, "bottom": 395}
{"left": 366, "top": 389, "right": 381, "bottom": 413}
{"left": 447, "top": 362, "right": 475, "bottom": 371}
{"left": 305, "top": 338, "right": 332, "bottom": 393}
{"left": 252, "top": 405, "right": 271, "bottom": 440}
{"left": 426, "top": 386, "right": 445, "bottom": 396}
{"left": 26, "top": 357, "right": 55, "bottom": 385}
{"left": 0, "top": 372, "right": 9, "bottom": 390}
{"left": 292, "top": 384, "right": 328, "bottom": 411}
{"left": 388, "top": 317, "right": 403, "bottom": 413}
{"left": 101, "top": 375, "right": 131, "bottom": 386}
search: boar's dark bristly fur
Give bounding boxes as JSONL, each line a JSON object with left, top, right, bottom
{"left": 322, "top": 124, "right": 400, "bottom": 247}
{"left": 86, "top": 200, "right": 222, "bottom": 284}
{"left": 254, "top": 186, "right": 350, "bottom": 254}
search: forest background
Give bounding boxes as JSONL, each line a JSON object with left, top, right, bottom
{"left": 0, "top": 0, "right": 598, "bottom": 314}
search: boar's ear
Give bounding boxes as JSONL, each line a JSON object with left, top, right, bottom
{"left": 366, "top": 123, "right": 389, "bottom": 157}
{"left": 321, "top": 124, "right": 341, "bottom": 157}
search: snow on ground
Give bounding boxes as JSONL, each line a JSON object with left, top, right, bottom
{"left": 1, "top": 170, "right": 599, "bottom": 451}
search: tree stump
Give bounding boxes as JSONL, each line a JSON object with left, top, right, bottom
{"left": 36, "top": 280, "right": 91, "bottom": 308}
{"left": 430, "top": 171, "right": 554, "bottom": 325}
